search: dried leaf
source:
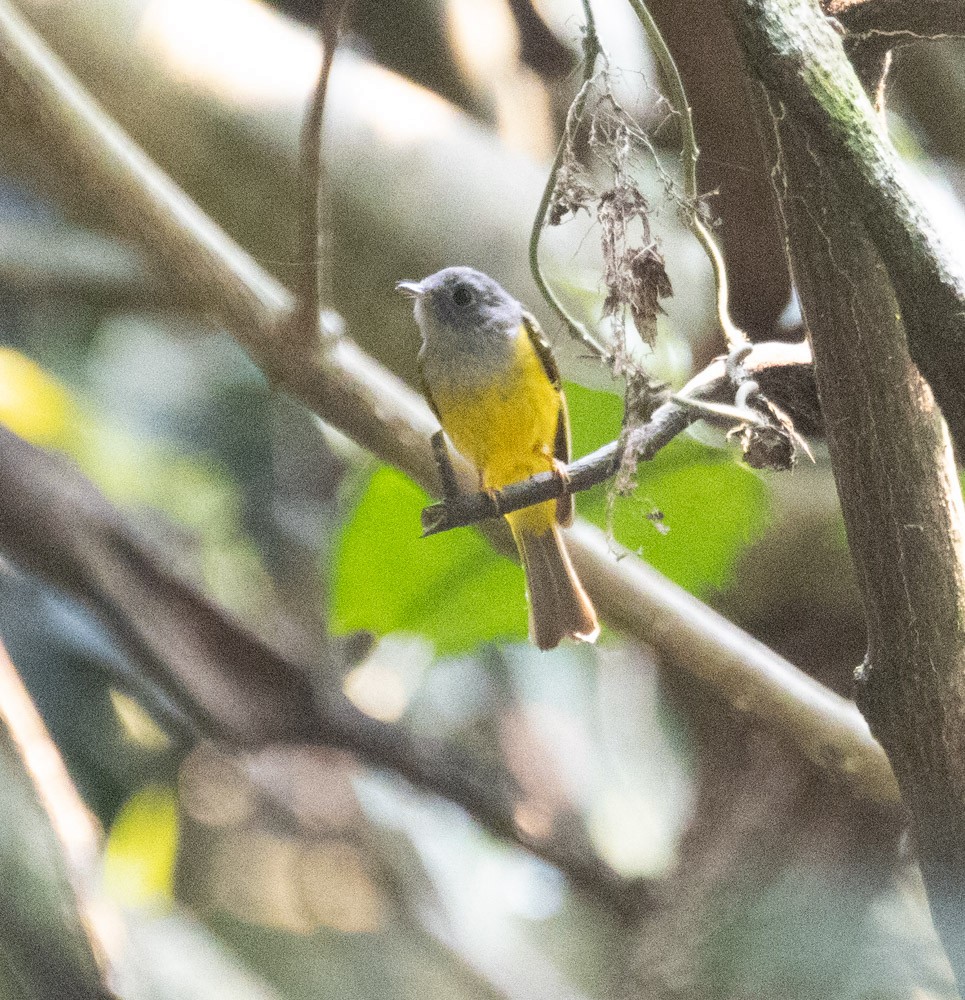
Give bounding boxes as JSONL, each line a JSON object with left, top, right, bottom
{"left": 597, "top": 182, "right": 673, "bottom": 348}
{"left": 548, "top": 163, "right": 594, "bottom": 226}
{"left": 627, "top": 245, "right": 673, "bottom": 342}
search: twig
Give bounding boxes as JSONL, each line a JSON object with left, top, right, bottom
{"left": 825, "top": 0, "right": 965, "bottom": 39}
{"left": 528, "top": 0, "right": 609, "bottom": 362}
{"left": 423, "top": 438, "right": 620, "bottom": 537}
{"left": 626, "top": 0, "right": 749, "bottom": 351}
{"left": 823, "top": 0, "right": 965, "bottom": 104}
{"left": 0, "top": 1, "right": 900, "bottom": 805}
{"left": 290, "top": 0, "right": 350, "bottom": 345}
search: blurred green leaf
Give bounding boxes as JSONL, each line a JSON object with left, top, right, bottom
{"left": 331, "top": 467, "right": 527, "bottom": 655}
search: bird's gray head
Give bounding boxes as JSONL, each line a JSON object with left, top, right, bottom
{"left": 396, "top": 267, "right": 523, "bottom": 352}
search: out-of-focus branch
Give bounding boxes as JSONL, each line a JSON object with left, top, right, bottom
{"left": 12, "top": 0, "right": 596, "bottom": 387}
{"left": 0, "top": 426, "right": 644, "bottom": 916}
{"left": 0, "top": 636, "right": 118, "bottom": 1000}
{"left": 0, "top": 1, "right": 899, "bottom": 806}
{"left": 290, "top": 0, "right": 351, "bottom": 344}
{"left": 0, "top": 426, "right": 326, "bottom": 747}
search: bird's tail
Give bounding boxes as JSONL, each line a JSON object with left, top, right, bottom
{"left": 510, "top": 515, "right": 599, "bottom": 651}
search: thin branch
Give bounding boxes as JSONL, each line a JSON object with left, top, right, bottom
{"left": 826, "top": 0, "right": 965, "bottom": 40}
{"left": 290, "top": 0, "right": 350, "bottom": 346}
{"left": 0, "top": 640, "right": 103, "bottom": 889}
{"left": 626, "top": 0, "right": 749, "bottom": 350}
{"left": 0, "top": 637, "right": 119, "bottom": 999}
{"left": 0, "top": 0, "right": 900, "bottom": 805}
{"left": 528, "top": 1, "right": 609, "bottom": 361}
{"left": 423, "top": 438, "right": 620, "bottom": 537}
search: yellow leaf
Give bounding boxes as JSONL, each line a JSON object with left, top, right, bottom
{"left": 0, "top": 347, "right": 75, "bottom": 445}
{"left": 104, "top": 785, "right": 179, "bottom": 908}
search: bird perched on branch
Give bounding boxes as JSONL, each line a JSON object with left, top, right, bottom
{"left": 398, "top": 266, "right": 598, "bottom": 650}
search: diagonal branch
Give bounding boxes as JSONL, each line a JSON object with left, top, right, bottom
{"left": 0, "top": 636, "right": 118, "bottom": 999}
{"left": 0, "top": 0, "right": 898, "bottom": 805}
{"left": 0, "top": 425, "right": 643, "bottom": 916}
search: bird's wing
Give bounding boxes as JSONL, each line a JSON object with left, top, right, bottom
{"left": 522, "top": 311, "right": 573, "bottom": 525}
{"left": 417, "top": 349, "right": 442, "bottom": 422}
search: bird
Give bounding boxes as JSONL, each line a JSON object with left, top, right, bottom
{"left": 397, "top": 266, "right": 599, "bottom": 650}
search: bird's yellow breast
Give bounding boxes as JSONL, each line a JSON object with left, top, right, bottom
{"left": 431, "top": 326, "right": 561, "bottom": 492}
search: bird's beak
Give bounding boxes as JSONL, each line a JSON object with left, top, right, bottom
{"left": 396, "top": 279, "right": 424, "bottom": 299}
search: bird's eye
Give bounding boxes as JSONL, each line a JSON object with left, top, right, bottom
{"left": 452, "top": 285, "right": 473, "bottom": 307}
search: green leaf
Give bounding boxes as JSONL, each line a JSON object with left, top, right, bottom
{"left": 565, "top": 380, "right": 625, "bottom": 457}
{"left": 331, "top": 467, "right": 527, "bottom": 655}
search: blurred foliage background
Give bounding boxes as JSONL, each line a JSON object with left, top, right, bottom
{"left": 0, "top": 0, "right": 962, "bottom": 997}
